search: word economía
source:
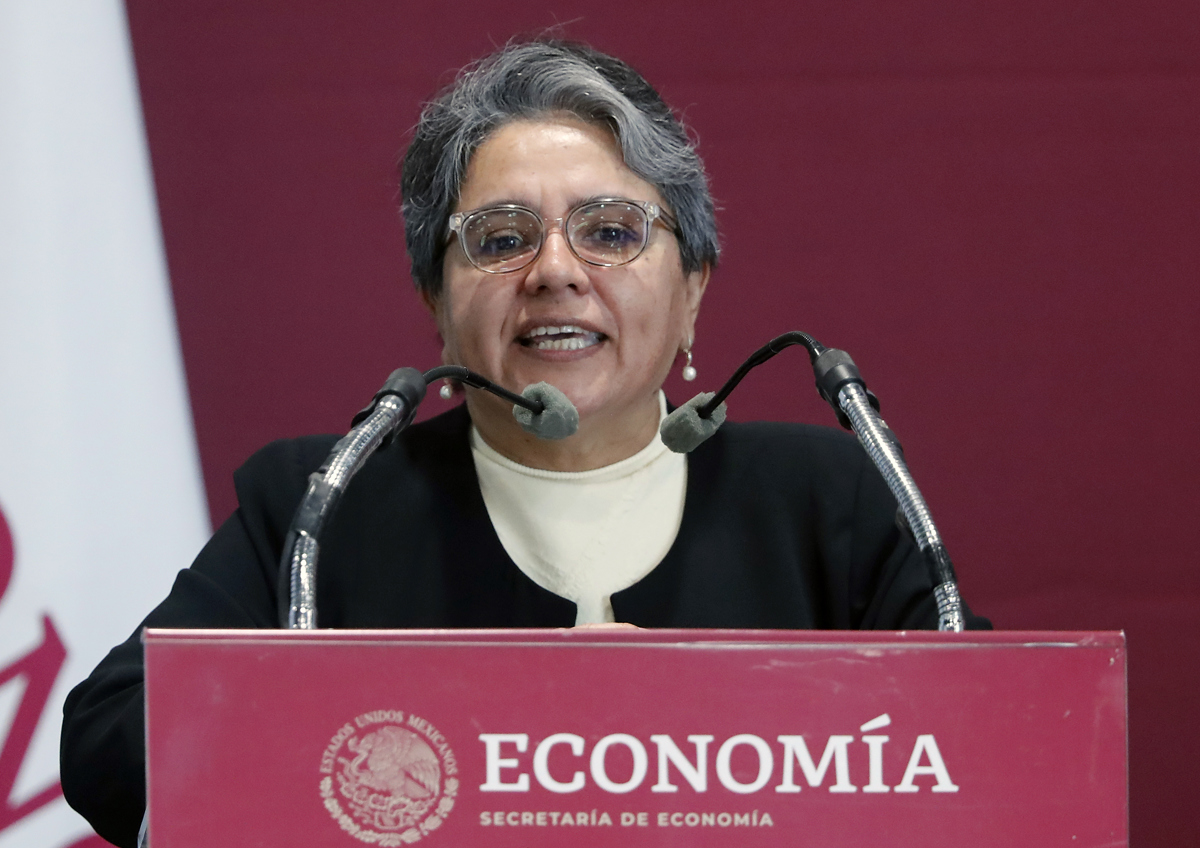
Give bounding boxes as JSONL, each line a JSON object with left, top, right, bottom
{"left": 478, "top": 715, "right": 958, "bottom": 796}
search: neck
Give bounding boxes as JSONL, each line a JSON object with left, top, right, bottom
{"left": 467, "top": 390, "right": 661, "bottom": 472}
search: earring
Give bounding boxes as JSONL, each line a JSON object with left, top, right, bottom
{"left": 439, "top": 380, "right": 455, "bottom": 400}
{"left": 682, "top": 348, "right": 697, "bottom": 382}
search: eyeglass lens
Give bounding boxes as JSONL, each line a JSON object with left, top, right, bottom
{"left": 461, "top": 201, "right": 650, "bottom": 272}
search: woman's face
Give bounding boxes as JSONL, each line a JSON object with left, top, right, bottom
{"left": 430, "top": 117, "right": 708, "bottom": 442}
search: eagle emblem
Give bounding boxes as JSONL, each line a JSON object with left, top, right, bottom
{"left": 321, "top": 712, "right": 458, "bottom": 845}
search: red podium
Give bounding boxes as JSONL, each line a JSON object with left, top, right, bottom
{"left": 144, "top": 629, "right": 1127, "bottom": 847}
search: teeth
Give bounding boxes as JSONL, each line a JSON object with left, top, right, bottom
{"left": 530, "top": 335, "right": 600, "bottom": 351}
{"left": 526, "top": 325, "right": 584, "bottom": 338}
{"left": 519, "top": 324, "right": 602, "bottom": 351}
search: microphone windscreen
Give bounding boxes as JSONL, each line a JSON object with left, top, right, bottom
{"left": 659, "top": 392, "right": 727, "bottom": 453}
{"left": 513, "top": 382, "right": 579, "bottom": 440}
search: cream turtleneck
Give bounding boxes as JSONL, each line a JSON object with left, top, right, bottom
{"left": 469, "top": 393, "right": 686, "bottom": 625}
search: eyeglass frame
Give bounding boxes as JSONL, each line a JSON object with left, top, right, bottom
{"left": 445, "top": 197, "right": 680, "bottom": 274}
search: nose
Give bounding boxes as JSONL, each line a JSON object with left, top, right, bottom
{"left": 522, "top": 228, "right": 592, "bottom": 295}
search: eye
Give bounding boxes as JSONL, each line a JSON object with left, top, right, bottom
{"left": 463, "top": 208, "right": 541, "bottom": 265}
{"left": 577, "top": 220, "right": 641, "bottom": 250}
{"left": 476, "top": 228, "right": 529, "bottom": 258}
{"left": 568, "top": 202, "right": 649, "bottom": 261}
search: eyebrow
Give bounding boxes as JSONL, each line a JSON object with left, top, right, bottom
{"left": 470, "top": 197, "right": 535, "bottom": 210}
{"left": 458, "top": 195, "right": 631, "bottom": 216}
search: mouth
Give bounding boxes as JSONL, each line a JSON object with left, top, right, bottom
{"left": 517, "top": 324, "right": 606, "bottom": 352}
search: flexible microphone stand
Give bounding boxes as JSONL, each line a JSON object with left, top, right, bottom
{"left": 136, "top": 369, "right": 570, "bottom": 847}
{"left": 678, "top": 332, "right": 965, "bottom": 632}
{"left": 282, "top": 365, "right": 572, "bottom": 629}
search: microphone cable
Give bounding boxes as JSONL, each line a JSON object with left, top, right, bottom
{"left": 662, "top": 331, "right": 965, "bottom": 632}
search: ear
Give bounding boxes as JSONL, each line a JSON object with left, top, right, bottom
{"left": 419, "top": 285, "right": 440, "bottom": 317}
{"left": 681, "top": 263, "right": 711, "bottom": 343}
{"left": 419, "top": 286, "right": 454, "bottom": 365}
{"left": 421, "top": 285, "right": 450, "bottom": 339}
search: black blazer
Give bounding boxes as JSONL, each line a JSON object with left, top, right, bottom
{"left": 60, "top": 404, "right": 986, "bottom": 846}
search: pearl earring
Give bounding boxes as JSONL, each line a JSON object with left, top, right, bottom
{"left": 439, "top": 380, "right": 454, "bottom": 400}
{"left": 682, "top": 348, "right": 697, "bottom": 382}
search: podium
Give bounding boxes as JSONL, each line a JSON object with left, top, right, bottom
{"left": 144, "top": 629, "right": 1127, "bottom": 847}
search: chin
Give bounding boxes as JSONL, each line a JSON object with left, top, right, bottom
{"left": 505, "top": 361, "right": 661, "bottom": 425}
{"left": 562, "top": 385, "right": 660, "bottom": 428}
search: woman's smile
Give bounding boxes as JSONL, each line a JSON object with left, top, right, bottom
{"left": 517, "top": 323, "right": 607, "bottom": 352}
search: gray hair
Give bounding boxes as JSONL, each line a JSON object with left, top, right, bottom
{"left": 400, "top": 39, "right": 720, "bottom": 297}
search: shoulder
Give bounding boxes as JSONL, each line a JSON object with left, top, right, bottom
{"left": 701, "top": 419, "right": 868, "bottom": 478}
{"left": 235, "top": 405, "right": 471, "bottom": 483}
{"left": 716, "top": 419, "right": 860, "bottom": 452}
{"left": 393, "top": 402, "right": 473, "bottom": 458}
{"left": 235, "top": 434, "right": 339, "bottom": 485}
{"left": 217, "top": 407, "right": 475, "bottom": 583}
{"left": 687, "top": 418, "right": 884, "bottom": 518}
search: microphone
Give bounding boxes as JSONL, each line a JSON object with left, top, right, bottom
{"left": 285, "top": 365, "right": 578, "bottom": 630}
{"left": 350, "top": 367, "right": 428, "bottom": 432}
{"left": 286, "top": 367, "right": 429, "bottom": 629}
{"left": 659, "top": 330, "right": 966, "bottom": 632}
{"left": 659, "top": 332, "right": 826, "bottom": 454}
{"left": 423, "top": 366, "right": 579, "bottom": 440}
{"left": 659, "top": 392, "right": 727, "bottom": 453}
{"left": 512, "top": 381, "right": 579, "bottom": 439}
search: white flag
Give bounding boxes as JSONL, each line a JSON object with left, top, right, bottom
{"left": 0, "top": 2, "right": 210, "bottom": 846}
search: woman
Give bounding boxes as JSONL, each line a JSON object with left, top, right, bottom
{"left": 61, "top": 39, "right": 985, "bottom": 847}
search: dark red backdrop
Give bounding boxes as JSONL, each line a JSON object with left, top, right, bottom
{"left": 123, "top": 2, "right": 1198, "bottom": 843}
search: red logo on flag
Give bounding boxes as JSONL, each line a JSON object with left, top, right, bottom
{"left": 0, "top": 502, "right": 68, "bottom": 835}
{"left": 0, "top": 504, "right": 12, "bottom": 603}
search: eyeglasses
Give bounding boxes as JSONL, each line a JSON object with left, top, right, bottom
{"left": 446, "top": 198, "right": 678, "bottom": 274}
